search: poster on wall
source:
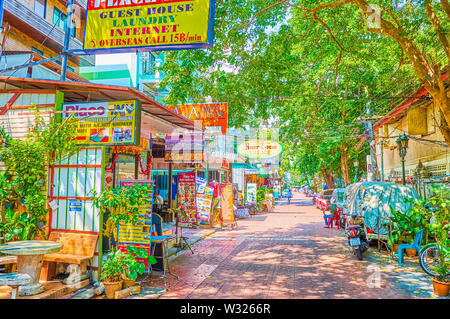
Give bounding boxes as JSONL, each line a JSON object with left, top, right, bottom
{"left": 117, "top": 180, "right": 154, "bottom": 272}
{"left": 62, "top": 100, "right": 141, "bottom": 146}
{"left": 83, "top": 0, "right": 216, "bottom": 54}
{"left": 246, "top": 183, "right": 257, "bottom": 205}
{"left": 220, "top": 183, "right": 236, "bottom": 225}
{"left": 168, "top": 103, "right": 228, "bottom": 134}
{"left": 196, "top": 186, "right": 213, "bottom": 222}
{"left": 177, "top": 172, "right": 197, "bottom": 228}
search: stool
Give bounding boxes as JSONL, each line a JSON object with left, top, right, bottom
{"left": 0, "top": 273, "right": 32, "bottom": 299}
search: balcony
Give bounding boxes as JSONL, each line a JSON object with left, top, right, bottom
{"left": 3, "top": 0, "right": 94, "bottom": 66}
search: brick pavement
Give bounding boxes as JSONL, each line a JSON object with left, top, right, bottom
{"left": 138, "top": 192, "right": 448, "bottom": 299}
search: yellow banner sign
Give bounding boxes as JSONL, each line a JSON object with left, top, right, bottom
{"left": 62, "top": 100, "right": 141, "bottom": 145}
{"left": 83, "top": 0, "right": 216, "bottom": 53}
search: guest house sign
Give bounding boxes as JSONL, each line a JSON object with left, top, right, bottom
{"left": 62, "top": 100, "right": 141, "bottom": 146}
{"left": 83, "top": 0, "right": 216, "bottom": 53}
{"left": 168, "top": 103, "right": 228, "bottom": 134}
{"left": 237, "top": 140, "right": 283, "bottom": 159}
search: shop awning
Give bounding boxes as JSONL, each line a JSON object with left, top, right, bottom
{"left": 232, "top": 162, "right": 260, "bottom": 175}
{"left": 0, "top": 76, "right": 196, "bottom": 131}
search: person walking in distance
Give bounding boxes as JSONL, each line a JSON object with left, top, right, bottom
{"left": 287, "top": 188, "right": 292, "bottom": 204}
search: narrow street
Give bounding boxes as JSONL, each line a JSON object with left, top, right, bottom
{"left": 138, "top": 192, "right": 438, "bottom": 299}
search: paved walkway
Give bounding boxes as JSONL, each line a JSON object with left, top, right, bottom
{"left": 138, "top": 192, "right": 447, "bottom": 299}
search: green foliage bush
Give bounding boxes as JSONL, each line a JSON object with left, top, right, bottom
{"left": 0, "top": 110, "right": 78, "bottom": 242}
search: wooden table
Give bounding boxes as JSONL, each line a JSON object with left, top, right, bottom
{"left": 0, "top": 240, "right": 62, "bottom": 296}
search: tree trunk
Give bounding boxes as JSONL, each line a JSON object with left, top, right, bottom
{"left": 340, "top": 141, "right": 351, "bottom": 186}
{"left": 438, "top": 107, "right": 450, "bottom": 145}
{"left": 321, "top": 169, "right": 334, "bottom": 188}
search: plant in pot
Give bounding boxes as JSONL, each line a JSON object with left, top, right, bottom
{"left": 389, "top": 207, "right": 422, "bottom": 256}
{"left": 423, "top": 186, "right": 450, "bottom": 296}
{"left": 100, "top": 249, "right": 127, "bottom": 299}
{"left": 122, "top": 246, "right": 157, "bottom": 288}
{"left": 92, "top": 183, "right": 153, "bottom": 241}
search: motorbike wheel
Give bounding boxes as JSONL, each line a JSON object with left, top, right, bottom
{"left": 356, "top": 246, "right": 364, "bottom": 260}
{"left": 419, "top": 244, "right": 446, "bottom": 278}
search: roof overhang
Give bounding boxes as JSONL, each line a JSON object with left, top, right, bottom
{"left": 0, "top": 76, "right": 196, "bottom": 131}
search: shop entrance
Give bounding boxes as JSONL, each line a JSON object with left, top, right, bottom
{"left": 48, "top": 147, "right": 104, "bottom": 273}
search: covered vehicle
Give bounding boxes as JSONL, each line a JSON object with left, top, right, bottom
{"left": 330, "top": 188, "right": 346, "bottom": 209}
{"left": 342, "top": 182, "right": 419, "bottom": 236}
{"left": 316, "top": 189, "right": 335, "bottom": 210}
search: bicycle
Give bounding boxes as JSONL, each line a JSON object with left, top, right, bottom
{"left": 419, "top": 242, "right": 450, "bottom": 278}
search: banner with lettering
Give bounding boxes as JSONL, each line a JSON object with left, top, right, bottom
{"left": 84, "top": 0, "right": 216, "bottom": 54}
{"left": 220, "top": 183, "right": 235, "bottom": 225}
{"left": 62, "top": 100, "right": 141, "bottom": 146}
{"left": 168, "top": 103, "right": 228, "bottom": 134}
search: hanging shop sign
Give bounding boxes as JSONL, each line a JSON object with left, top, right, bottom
{"left": 237, "top": 140, "right": 283, "bottom": 159}
{"left": 168, "top": 103, "right": 228, "bottom": 134}
{"left": 62, "top": 100, "right": 141, "bottom": 146}
{"left": 165, "top": 133, "right": 204, "bottom": 162}
{"left": 83, "top": 0, "right": 216, "bottom": 54}
{"left": 117, "top": 180, "right": 154, "bottom": 272}
{"left": 220, "top": 183, "right": 236, "bottom": 225}
{"left": 177, "top": 172, "right": 197, "bottom": 228}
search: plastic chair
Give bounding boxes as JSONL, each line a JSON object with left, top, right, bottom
{"left": 398, "top": 229, "right": 424, "bottom": 267}
{"left": 327, "top": 208, "right": 341, "bottom": 229}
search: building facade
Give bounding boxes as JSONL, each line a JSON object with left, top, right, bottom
{"left": 374, "top": 71, "right": 450, "bottom": 185}
{"left": 1, "top": 0, "right": 94, "bottom": 80}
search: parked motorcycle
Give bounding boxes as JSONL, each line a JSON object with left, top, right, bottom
{"left": 345, "top": 219, "right": 369, "bottom": 260}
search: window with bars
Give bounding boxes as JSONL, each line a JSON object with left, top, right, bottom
{"left": 428, "top": 164, "right": 447, "bottom": 177}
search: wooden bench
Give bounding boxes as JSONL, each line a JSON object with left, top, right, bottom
{"left": 0, "top": 256, "right": 17, "bottom": 273}
{"left": 40, "top": 232, "right": 98, "bottom": 282}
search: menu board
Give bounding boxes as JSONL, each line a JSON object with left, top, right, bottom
{"left": 177, "top": 172, "right": 197, "bottom": 228}
{"left": 246, "top": 183, "right": 257, "bottom": 205}
{"left": 197, "top": 186, "right": 214, "bottom": 222}
{"left": 117, "top": 180, "right": 154, "bottom": 272}
{"left": 196, "top": 177, "right": 207, "bottom": 194}
{"left": 220, "top": 183, "right": 236, "bottom": 225}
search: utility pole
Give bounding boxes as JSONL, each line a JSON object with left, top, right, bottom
{"left": 356, "top": 104, "right": 382, "bottom": 182}
{"left": 61, "top": 0, "right": 74, "bottom": 81}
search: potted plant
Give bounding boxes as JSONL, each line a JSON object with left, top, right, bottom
{"left": 92, "top": 183, "right": 153, "bottom": 240}
{"left": 418, "top": 186, "right": 450, "bottom": 296}
{"left": 101, "top": 249, "right": 127, "bottom": 299}
{"left": 122, "top": 246, "right": 157, "bottom": 288}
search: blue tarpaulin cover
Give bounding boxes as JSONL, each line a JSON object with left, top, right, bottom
{"left": 342, "top": 182, "right": 419, "bottom": 235}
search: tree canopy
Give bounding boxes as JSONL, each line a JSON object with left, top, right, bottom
{"left": 158, "top": 0, "right": 449, "bottom": 184}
